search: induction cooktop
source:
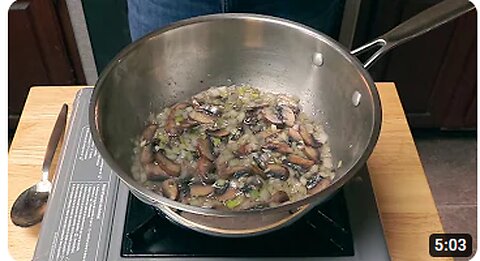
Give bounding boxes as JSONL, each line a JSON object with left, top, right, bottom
{"left": 33, "top": 88, "right": 390, "bottom": 261}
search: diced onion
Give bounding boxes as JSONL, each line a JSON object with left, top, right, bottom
{"left": 132, "top": 84, "right": 336, "bottom": 211}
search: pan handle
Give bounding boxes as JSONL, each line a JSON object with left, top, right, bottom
{"left": 351, "top": 0, "right": 475, "bottom": 69}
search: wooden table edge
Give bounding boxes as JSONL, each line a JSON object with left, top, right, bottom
{"left": 8, "top": 83, "right": 448, "bottom": 260}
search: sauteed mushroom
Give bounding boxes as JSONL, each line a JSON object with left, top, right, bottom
{"left": 262, "top": 142, "right": 294, "bottom": 154}
{"left": 216, "top": 188, "right": 237, "bottom": 201}
{"left": 155, "top": 152, "right": 181, "bottom": 177}
{"left": 303, "top": 146, "right": 320, "bottom": 163}
{"left": 262, "top": 108, "right": 282, "bottom": 125}
{"left": 190, "top": 184, "right": 214, "bottom": 197}
{"left": 140, "top": 146, "right": 154, "bottom": 164}
{"left": 307, "top": 177, "right": 331, "bottom": 195}
{"left": 145, "top": 163, "right": 170, "bottom": 180}
{"left": 266, "top": 164, "right": 289, "bottom": 180}
{"left": 162, "top": 179, "right": 178, "bottom": 200}
{"left": 197, "top": 137, "right": 214, "bottom": 161}
{"left": 287, "top": 154, "right": 315, "bottom": 169}
{"left": 209, "top": 129, "right": 230, "bottom": 137}
{"left": 287, "top": 128, "right": 302, "bottom": 142}
{"left": 197, "top": 157, "right": 213, "bottom": 179}
{"left": 133, "top": 85, "right": 334, "bottom": 210}
{"left": 270, "top": 191, "right": 289, "bottom": 204}
{"left": 141, "top": 124, "right": 158, "bottom": 141}
{"left": 189, "top": 110, "right": 215, "bottom": 124}
{"left": 166, "top": 103, "right": 189, "bottom": 136}
{"left": 219, "top": 165, "right": 250, "bottom": 179}
{"left": 280, "top": 106, "right": 295, "bottom": 127}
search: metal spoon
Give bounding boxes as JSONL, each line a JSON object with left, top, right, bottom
{"left": 11, "top": 104, "right": 68, "bottom": 227}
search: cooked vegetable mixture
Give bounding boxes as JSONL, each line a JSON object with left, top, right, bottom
{"left": 132, "top": 85, "right": 334, "bottom": 210}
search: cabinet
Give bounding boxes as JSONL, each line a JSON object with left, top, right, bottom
{"left": 354, "top": 0, "right": 476, "bottom": 129}
{"left": 8, "top": 0, "right": 85, "bottom": 131}
{"left": 9, "top": 0, "right": 476, "bottom": 130}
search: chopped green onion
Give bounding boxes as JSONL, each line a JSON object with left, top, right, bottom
{"left": 157, "top": 132, "right": 169, "bottom": 145}
{"left": 238, "top": 86, "right": 247, "bottom": 95}
{"left": 226, "top": 196, "right": 243, "bottom": 209}
{"left": 212, "top": 137, "right": 222, "bottom": 147}
{"left": 175, "top": 114, "right": 184, "bottom": 123}
{"left": 249, "top": 189, "right": 260, "bottom": 199}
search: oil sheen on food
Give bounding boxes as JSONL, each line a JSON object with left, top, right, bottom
{"left": 132, "top": 85, "right": 334, "bottom": 210}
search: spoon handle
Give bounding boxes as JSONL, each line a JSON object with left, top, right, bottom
{"left": 41, "top": 104, "right": 68, "bottom": 182}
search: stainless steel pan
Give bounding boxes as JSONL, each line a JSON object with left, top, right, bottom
{"left": 89, "top": 0, "right": 474, "bottom": 236}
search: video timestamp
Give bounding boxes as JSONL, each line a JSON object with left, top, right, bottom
{"left": 429, "top": 233, "right": 473, "bottom": 257}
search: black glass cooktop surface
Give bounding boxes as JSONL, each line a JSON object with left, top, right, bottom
{"left": 121, "top": 190, "right": 354, "bottom": 258}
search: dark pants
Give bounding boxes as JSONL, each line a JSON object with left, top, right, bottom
{"left": 127, "top": 0, "right": 345, "bottom": 41}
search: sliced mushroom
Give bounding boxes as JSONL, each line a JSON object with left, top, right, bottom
{"left": 299, "top": 125, "right": 322, "bottom": 148}
{"left": 161, "top": 179, "right": 178, "bottom": 200}
{"left": 243, "top": 114, "right": 257, "bottom": 126}
{"left": 306, "top": 175, "right": 321, "bottom": 190}
{"left": 276, "top": 94, "right": 300, "bottom": 112}
{"left": 252, "top": 153, "right": 269, "bottom": 171}
{"left": 262, "top": 107, "right": 282, "bottom": 125}
{"left": 145, "top": 163, "right": 170, "bottom": 180}
{"left": 215, "top": 159, "right": 228, "bottom": 176}
{"left": 165, "top": 103, "right": 189, "bottom": 136}
{"left": 191, "top": 98, "right": 201, "bottom": 107}
{"left": 197, "top": 138, "right": 214, "bottom": 161}
{"left": 303, "top": 146, "right": 320, "bottom": 163}
{"left": 219, "top": 165, "right": 251, "bottom": 179}
{"left": 258, "top": 129, "right": 281, "bottom": 139}
{"left": 308, "top": 178, "right": 331, "bottom": 194}
{"left": 208, "top": 129, "right": 230, "bottom": 137}
{"left": 287, "top": 128, "right": 303, "bottom": 142}
{"left": 262, "top": 142, "right": 294, "bottom": 154}
{"left": 140, "top": 146, "right": 154, "bottom": 164}
{"left": 201, "top": 104, "right": 222, "bottom": 116}
{"left": 280, "top": 106, "right": 295, "bottom": 127}
{"left": 216, "top": 188, "right": 237, "bottom": 201}
{"left": 192, "top": 99, "right": 223, "bottom": 116}
{"left": 165, "top": 121, "right": 177, "bottom": 137}
{"left": 250, "top": 162, "right": 267, "bottom": 179}
{"left": 188, "top": 110, "right": 215, "bottom": 124}
{"left": 287, "top": 154, "right": 315, "bottom": 169}
{"left": 270, "top": 191, "right": 289, "bottom": 203}
{"left": 190, "top": 184, "right": 214, "bottom": 197}
{"left": 266, "top": 164, "right": 289, "bottom": 180}
{"left": 243, "top": 109, "right": 261, "bottom": 126}
{"left": 237, "top": 143, "right": 258, "bottom": 156}
{"left": 154, "top": 152, "right": 181, "bottom": 177}
{"left": 174, "top": 102, "right": 190, "bottom": 110}
{"left": 141, "top": 124, "right": 158, "bottom": 141}
{"left": 299, "top": 125, "right": 315, "bottom": 147}
{"left": 178, "top": 119, "right": 198, "bottom": 129}
{"left": 212, "top": 179, "right": 229, "bottom": 194}
{"left": 230, "top": 127, "right": 244, "bottom": 141}
{"left": 197, "top": 156, "right": 213, "bottom": 179}
{"left": 237, "top": 144, "right": 249, "bottom": 156}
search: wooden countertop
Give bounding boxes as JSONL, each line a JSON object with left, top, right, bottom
{"left": 8, "top": 83, "right": 448, "bottom": 260}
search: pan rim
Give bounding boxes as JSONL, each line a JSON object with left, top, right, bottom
{"left": 89, "top": 13, "right": 382, "bottom": 217}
